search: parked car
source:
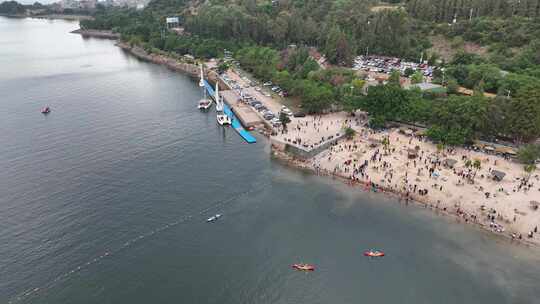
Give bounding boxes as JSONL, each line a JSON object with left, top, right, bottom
{"left": 263, "top": 81, "right": 272, "bottom": 86}
{"left": 264, "top": 93, "right": 271, "bottom": 97}
{"left": 281, "top": 108, "right": 293, "bottom": 116}
{"left": 263, "top": 112, "right": 274, "bottom": 120}
{"left": 293, "top": 112, "right": 306, "bottom": 117}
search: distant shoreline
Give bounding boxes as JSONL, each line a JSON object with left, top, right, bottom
{"left": 0, "top": 13, "right": 93, "bottom": 21}
{"left": 34, "top": 14, "right": 93, "bottom": 21}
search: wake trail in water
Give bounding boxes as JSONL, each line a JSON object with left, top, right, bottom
{"left": 8, "top": 181, "right": 270, "bottom": 304}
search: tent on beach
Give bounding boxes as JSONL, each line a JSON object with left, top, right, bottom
{"left": 367, "top": 137, "right": 381, "bottom": 147}
{"left": 407, "top": 148, "right": 418, "bottom": 159}
{"left": 443, "top": 158, "right": 458, "bottom": 168}
{"left": 491, "top": 170, "right": 506, "bottom": 181}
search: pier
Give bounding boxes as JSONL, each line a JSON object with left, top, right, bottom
{"left": 204, "top": 80, "right": 257, "bottom": 144}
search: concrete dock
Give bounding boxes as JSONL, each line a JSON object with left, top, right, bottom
{"left": 220, "top": 90, "right": 264, "bottom": 128}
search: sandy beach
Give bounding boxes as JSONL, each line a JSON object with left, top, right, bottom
{"left": 271, "top": 114, "right": 540, "bottom": 246}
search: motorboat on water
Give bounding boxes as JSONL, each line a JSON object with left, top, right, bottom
{"left": 214, "top": 82, "right": 231, "bottom": 125}
{"left": 197, "top": 64, "right": 213, "bottom": 110}
{"left": 41, "top": 106, "right": 51, "bottom": 114}
{"left": 292, "top": 263, "right": 315, "bottom": 271}
{"left": 364, "top": 250, "right": 385, "bottom": 257}
{"left": 206, "top": 214, "right": 222, "bottom": 222}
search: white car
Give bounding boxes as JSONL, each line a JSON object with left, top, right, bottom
{"left": 264, "top": 93, "right": 271, "bottom": 97}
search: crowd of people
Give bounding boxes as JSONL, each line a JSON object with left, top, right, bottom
{"left": 278, "top": 123, "right": 540, "bottom": 246}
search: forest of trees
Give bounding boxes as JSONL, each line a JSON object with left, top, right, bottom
{"left": 407, "top": 0, "right": 540, "bottom": 22}
{"left": 0, "top": 1, "right": 28, "bottom": 14}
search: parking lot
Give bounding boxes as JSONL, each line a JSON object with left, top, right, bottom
{"left": 221, "top": 69, "right": 296, "bottom": 128}
{"left": 353, "top": 55, "right": 436, "bottom": 79}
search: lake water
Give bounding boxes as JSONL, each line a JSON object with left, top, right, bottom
{"left": 1, "top": 17, "right": 540, "bottom": 304}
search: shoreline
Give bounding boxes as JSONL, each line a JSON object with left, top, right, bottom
{"left": 72, "top": 28, "right": 539, "bottom": 250}
{"left": 0, "top": 14, "right": 92, "bottom": 21}
{"left": 271, "top": 148, "right": 538, "bottom": 249}
{"left": 71, "top": 29, "right": 120, "bottom": 39}
{"left": 34, "top": 14, "right": 93, "bottom": 21}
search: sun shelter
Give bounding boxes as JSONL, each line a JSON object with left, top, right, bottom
{"left": 491, "top": 170, "right": 506, "bottom": 181}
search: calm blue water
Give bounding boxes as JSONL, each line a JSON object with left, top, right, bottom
{"left": 1, "top": 17, "right": 540, "bottom": 304}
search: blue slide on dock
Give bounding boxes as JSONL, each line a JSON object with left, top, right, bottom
{"left": 203, "top": 80, "right": 256, "bottom": 144}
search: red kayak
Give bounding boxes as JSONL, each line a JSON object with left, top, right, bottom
{"left": 292, "top": 263, "right": 315, "bottom": 271}
{"left": 41, "top": 106, "right": 51, "bottom": 114}
{"left": 364, "top": 250, "right": 385, "bottom": 257}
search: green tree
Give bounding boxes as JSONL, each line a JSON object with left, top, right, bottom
{"left": 362, "top": 84, "right": 410, "bottom": 123}
{"left": 344, "top": 127, "right": 356, "bottom": 139}
{"left": 388, "top": 70, "right": 401, "bottom": 87}
{"left": 279, "top": 111, "right": 291, "bottom": 130}
{"left": 507, "top": 84, "right": 540, "bottom": 142}
{"left": 411, "top": 71, "right": 424, "bottom": 84}
{"left": 517, "top": 144, "right": 540, "bottom": 164}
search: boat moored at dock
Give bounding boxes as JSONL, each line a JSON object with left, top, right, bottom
{"left": 214, "top": 82, "right": 231, "bottom": 125}
{"left": 197, "top": 64, "right": 213, "bottom": 110}
{"left": 203, "top": 80, "right": 256, "bottom": 143}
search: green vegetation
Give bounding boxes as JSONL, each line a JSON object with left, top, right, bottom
{"left": 518, "top": 144, "right": 540, "bottom": 165}
{"left": 279, "top": 111, "right": 291, "bottom": 130}
{"left": 344, "top": 127, "right": 356, "bottom": 139}
{"left": 0, "top": 0, "right": 25, "bottom": 14}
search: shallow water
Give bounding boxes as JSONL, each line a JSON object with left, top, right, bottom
{"left": 1, "top": 17, "right": 539, "bottom": 304}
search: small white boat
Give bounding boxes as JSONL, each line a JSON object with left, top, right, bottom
{"left": 206, "top": 214, "right": 222, "bottom": 222}
{"left": 197, "top": 64, "right": 213, "bottom": 110}
{"left": 198, "top": 98, "right": 212, "bottom": 110}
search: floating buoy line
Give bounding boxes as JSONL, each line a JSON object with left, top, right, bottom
{"left": 9, "top": 181, "right": 269, "bottom": 303}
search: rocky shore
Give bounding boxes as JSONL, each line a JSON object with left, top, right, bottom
{"left": 115, "top": 42, "right": 200, "bottom": 77}
{"left": 71, "top": 29, "right": 120, "bottom": 39}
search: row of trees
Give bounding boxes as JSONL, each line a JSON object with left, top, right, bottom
{"left": 407, "top": 0, "right": 540, "bottom": 22}
{"left": 350, "top": 82, "right": 540, "bottom": 145}
{"left": 0, "top": 1, "right": 33, "bottom": 15}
